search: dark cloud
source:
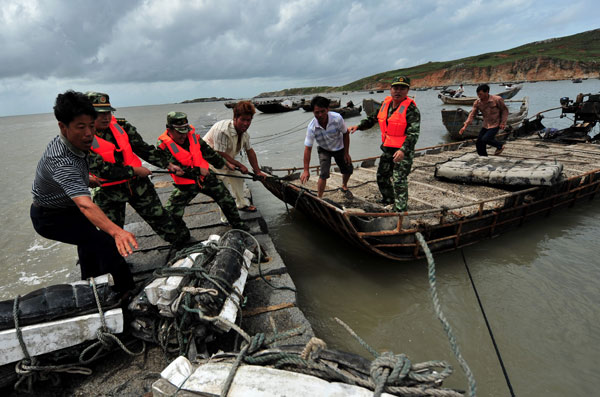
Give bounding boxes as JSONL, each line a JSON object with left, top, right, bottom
{"left": 0, "top": 0, "right": 597, "bottom": 116}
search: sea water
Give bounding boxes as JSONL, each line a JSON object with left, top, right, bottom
{"left": 1, "top": 79, "right": 599, "bottom": 396}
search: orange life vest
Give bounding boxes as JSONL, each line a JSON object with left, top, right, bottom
{"left": 157, "top": 126, "right": 210, "bottom": 185}
{"left": 377, "top": 96, "right": 415, "bottom": 148}
{"left": 90, "top": 116, "right": 142, "bottom": 186}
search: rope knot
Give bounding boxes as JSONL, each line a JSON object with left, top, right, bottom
{"left": 246, "top": 333, "right": 266, "bottom": 354}
{"left": 95, "top": 328, "right": 114, "bottom": 348}
{"left": 300, "top": 337, "right": 327, "bottom": 361}
{"left": 370, "top": 352, "right": 412, "bottom": 387}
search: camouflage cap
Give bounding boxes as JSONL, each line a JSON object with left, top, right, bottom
{"left": 391, "top": 76, "right": 411, "bottom": 87}
{"left": 167, "top": 111, "right": 191, "bottom": 133}
{"left": 85, "top": 92, "right": 115, "bottom": 112}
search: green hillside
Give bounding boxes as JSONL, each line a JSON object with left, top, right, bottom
{"left": 258, "top": 29, "right": 600, "bottom": 97}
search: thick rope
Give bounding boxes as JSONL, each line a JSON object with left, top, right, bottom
{"left": 334, "top": 317, "right": 459, "bottom": 397}
{"left": 415, "top": 232, "right": 477, "bottom": 397}
{"left": 219, "top": 327, "right": 306, "bottom": 397}
{"left": 79, "top": 278, "right": 145, "bottom": 364}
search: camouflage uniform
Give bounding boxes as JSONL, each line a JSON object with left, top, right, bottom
{"left": 158, "top": 112, "right": 247, "bottom": 231}
{"left": 86, "top": 92, "right": 190, "bottom": 246}
{"left": 356, "top": 78, "right": 420, "bottom": 211}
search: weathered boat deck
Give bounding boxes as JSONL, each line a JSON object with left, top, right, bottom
{"left": 6, "top": 173, "right": 314, "bottom": 396}
{"left": 298, "top": 137, "right": 600, "bottom": 225}
{"left": 264, "top": 136, "right": 600, "bottom": 261}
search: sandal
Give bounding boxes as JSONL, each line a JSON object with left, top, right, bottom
{"left": 340, "top": 187, "right": 354, "bottom": 199}
{"left": 239, "top": 205, "right": 257, "bottom": 212}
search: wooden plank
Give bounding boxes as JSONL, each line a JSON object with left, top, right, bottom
{"left": 242, "top": 302, "right": 296, "bottom": 317}
{"left": 156, "top": 357, "right": 397, "bottom": 397}
{"left": 409, "top": 196, "right": 439, "bottom": 208}
{"left": 0, "top": 308, "right": 123, "bottom": 366}
{"left": 409, "top": 179, "right": 479, "bottom": 201}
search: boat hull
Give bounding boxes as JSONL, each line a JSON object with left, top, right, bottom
{"left": 442, "top": 97, "right": 529, "bottom": 140}
{"left": 439, "top": 85, "right": 523, "bottom": 105}
{"left": 262, "top": 138, "right": 600, "bottom": 261}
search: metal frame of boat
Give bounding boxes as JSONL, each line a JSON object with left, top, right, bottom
{"left": 442, "top": 97, "right": 529, "bottom": 140}
{"left": 438, "top": 84, "right": 523, "bottom": 105}
{"left": 261, "top": 136, "right": 600, "bottom": 261}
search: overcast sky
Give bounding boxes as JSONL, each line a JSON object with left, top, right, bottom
{"left": 0, "top": 0, "right": 597, "bottom": 116}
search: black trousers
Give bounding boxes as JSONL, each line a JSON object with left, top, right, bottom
{"left": 476, "top": 127, "right": 503, "bottom": 156}
{"left": 30, "top": 204, "right": 134, "bottom": 292}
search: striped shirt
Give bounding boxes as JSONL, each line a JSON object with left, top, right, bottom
{"left": 304, "top": 111, "right": 347, "bottom": 151}
{"left": 32, "top": 135, "right": 90, "bottom": 208}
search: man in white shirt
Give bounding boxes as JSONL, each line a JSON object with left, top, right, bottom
{"left": 300, "top": 96, "right": 353, "bottom": 198}
{"left": 203, "top": 101, "right": 266, "bottom": 212}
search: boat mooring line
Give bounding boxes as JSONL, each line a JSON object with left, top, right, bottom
{"left": 461, "top": 249, "right": 516, "bottom": 397}
{"left": 415, "top": 233, "right": 477, "bottom": 396}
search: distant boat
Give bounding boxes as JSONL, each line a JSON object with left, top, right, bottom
{"left": 572, "top": 78, "right": 583, "bottom": 83}
{"left": 376, "top": 90, "right": 384, "bottom": 93}
{"left": 438, "top": 85, "right": 523, "bottom": 105}
{"left": 441, "top": 97, "right": 529, "bottom": 140}
{"left": 300, "top": 98, "right": 341, "bottom": 112}
{"left": 362, "top": 98, "right": 382, "bottom": 116}
{"left": 369, "top": 91, "right": 374, "bottom": 94}
{"left": 331, "top": 105, "right": 362, "bottom": 119}
{"left": 253, "top": 99, "right": 300, "bottom": 113}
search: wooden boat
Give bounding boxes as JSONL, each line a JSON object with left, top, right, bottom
{"left": 260, "top": 134, "right": 600, "bottom": 261}
{"left": 438, "top": 85, "right": 523, "bottom": 105}
{"left": 572, "top": 78, "right": 583, "bottom": 83}
{"left": 224, "top": 101, "right": 237, "bottom": 108}
{"left": 254, "top": 99, "right": 300, "bottom": 113}
{"left": 362, "top": 98, "right": 382, "bottom": 116}
{"left": 300, "top": 98, "right": 341, "bottom": 112}
{"left": 441, "top": 97, "right": 529, "bottom": 140}
{"left": 331, "top": 105, "right": 362, "bottom": 119}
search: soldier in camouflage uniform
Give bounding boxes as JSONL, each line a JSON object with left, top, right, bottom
{"left": 157, "top": 112, "right": 247, "bottom": 231}
{"left": 86, "top": 92, "right": 191, "bottom": 247}
{"left": 348, "top": 76, "right": 420, "bottom": 212}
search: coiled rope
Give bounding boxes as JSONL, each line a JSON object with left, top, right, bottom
{"left": 12, "top": 277, "right": 144, "bottom": 392}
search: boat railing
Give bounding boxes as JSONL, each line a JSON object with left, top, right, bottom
{"left": 346, "top": 168, "right": 600, "bottom": 232}
{"left": 267, "top": 136, "right": 600, "bottom": 230}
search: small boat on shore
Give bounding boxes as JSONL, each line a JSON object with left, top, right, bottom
{"left": 572, "top": 78, "right": 583, "bottom": 83}
{"left": 261, "top": 131, "right": 600, "bottom": 261}
{"left": 441, "top": 97, "right": 529, "bottom": 140}
{"left": 438, "top": 85, "right": 523, "bottom": 105}
{"left": 362, "top": 98, "right": 382, "bottom": 116}
{"left": 331, "top": 105, "right": 363, "bottom": 119}
{"left": 300, "top": 98, "right": 341, "bottom": 112}
{"left": 254, "top": 99, "right": 300, "bottom": 113}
